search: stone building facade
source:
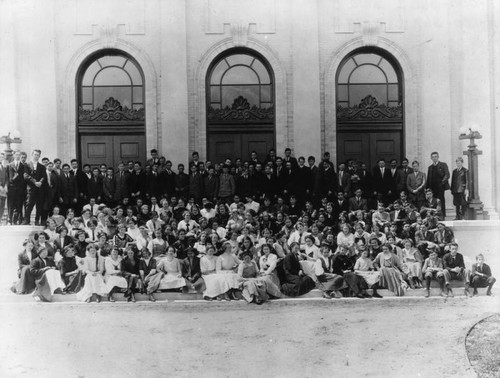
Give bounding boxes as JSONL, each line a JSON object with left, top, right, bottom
{"left": 0, "top": 0, "right": 499, "bottom": 217}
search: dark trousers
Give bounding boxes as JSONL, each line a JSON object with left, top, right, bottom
{"left": 8, "top": 189, "right": 24, "bottom": 224}
{"left": 24, "top": 188, "right": 42, "bottom": 224}
{"left": 470, "top": 275, "right": 496, "bottom": 291}
{"left": 452, "top": 193, "right": 467, "bottom": 220}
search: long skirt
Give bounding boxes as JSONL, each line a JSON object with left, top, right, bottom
{"left": 64, "top": 271, "right": 85, "bottom": 293}
{"left": 281, "top": 274, "right": 316, "bottom": 297}
{"left": 356, "top": 271, "right": 381, "bottom": 287}
{"left": 241, "top": 277, "right": 282, "bottom": 303}
{"left": 33, "top": 270, "right": 66, "bottom": 302}
{"left": 404, "top": 261, "right": 422, "bottom": 280}
{"left": 379, "top": 267, "right": 406, "bottom": 296}
{"left": 158, "top": 273, "right": 187, "bottom": 290}
{"left": 14, "top": 266, "right": 36, "bottom": 294}
{"left": 104, "top": 274, "right": 128, "bottom": 293}
{"left": 203, "top": 271, "right": 240, "bottom": 298}
{"left": 76, "top": 273, "right": 107, "bottom": 302}
{"left": 317, "top": 274, "right": 345, "bottom": 292}
{"left": 143, "top": 272, "right": 164, "bottom": 294}
{"left": 300, "top": 261, "right": 317, "bottom": 281}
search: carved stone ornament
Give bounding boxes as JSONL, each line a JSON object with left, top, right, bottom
{"left": 337, "top": 95, "right": 402, "bottom": 121}
{"left": 79, "top": 97, "right": 145, "bottom": 122}
{"left": 207, "top": 96, "right": 274, "bottom": 122}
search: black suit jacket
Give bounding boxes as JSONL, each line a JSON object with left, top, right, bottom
{"left": 427, "top": 161, "right": 451, "bottom": 191}
{"left": 7, "top": 161, "right": 25, "bottom": 190}
{"left": 451, "top": 167, "right": 468, "bottom": 194}
{"left": 59, "top": 173, "right": 78, "bottom": 204}
{"left": 372, "top": 167, "right": 392, "bottom": 195}
{"left": 25, "top": 161, "right": 46, "bottom": 190}
{"left": 182, "top": 256, "right": 201, "bottom": 281}
{"left": 443, "top": 252, "right": 465, "bottom": 271}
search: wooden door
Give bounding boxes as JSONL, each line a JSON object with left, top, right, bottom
{"left": 80, "top": 134, "right": 146, "bottom": 169}
{"left": 241, "top": 133, "right": 274, "bottom": 162}
{"left": 80, "top": 135, "right": 114, "bottom": 168}
{"left": 207, "top": 132, "right": 275, "bottom": 162}
{"left": 113, "top": 135, "right": 146, "bottom": 167}
{"left": 337, "top": 131, "right": 401, "bottom": 170}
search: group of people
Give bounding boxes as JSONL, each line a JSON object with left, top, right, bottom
{"left": 8, "top": 147, "right": 496, "bottom": 304}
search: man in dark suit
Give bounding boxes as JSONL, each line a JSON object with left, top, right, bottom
{"left": 58, "top": 164, "right": 78, "bottom": 216}
{"left": 113, "top": 161, "right": 129, "bottom": 204}
{"left": 174, "top": 164, "right": 189, "bottom": 201}
{"left": 336, "top": 162, "right": 351, "bottom": 197}
{"left": 70, "top": 159, "right": 89, "bottom": 214}
{"left": 442, "top": 242, "right": 465, "bottom": 297}
{"left": 295, "top": 156, "right": 310, "bottom": 208}
{"left": 0, "top": 153, "right": 8, "bottom": 224}
{"left": 283, "top": 148, "right": 298, "bottom": 170}
{"left": 188, "top": 163, "right": 204, "bottom": 205}
{"left": 203, "top": 166, "right": 219, "bottom": 202}
{"left": 307, "top": 156, "right": 321, "bottom": 205}
{"left": 396, "top": 158, "right": 410, "bottom": 195}
{"left": 40, "top": 161, "right": 60, "bottom": 224}
{"left": 320, "top": 161, "right": 337, "bottom": 201}
{"left": 372, "top": 159, "right": 392, "bottom": 204}
{"left": 146, "top": 163, "right": 162, "bottom": 200}
{"left": 466, "top": 253, "right": 496, "bottom": 296}
{"left": 160, "top": 160, "right": 176, "bottom": 199}
{"left": 451, "top": 157, "right": 468, "bottom": 220}
{"left": 260, "top": 164, "right": 277, "bottom": 200}
{"left": 145, "top": 148, "right": 160, "bottom": 168}
{"left": 427, "top": 152, "right": 450, "bottom": 218}
{"left": 356, "top": 162, "right": 372, "bottom": 199}
{"left": 87, "top": 167, "right": 104, "bottom": 203}
{"left": 7, "top": 150, "right": 25, "bottom": 224}
{"left": 129, "top": 161, "right": 146, "bottom": 202}
{"left": 274, "top": 157, "right": 286, "bottom": 194}
{"left": 349, "top": 188, "right": 368, "bottom": 214}
{"left": 23, "top": 149, "right": 46, "bottom": 225}
{"left": 332, "top": 192, "right": 349, "bottom": 221}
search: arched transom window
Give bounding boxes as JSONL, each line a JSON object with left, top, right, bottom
{"left": 207, "top": 52, "right": 274, "bottom": 123}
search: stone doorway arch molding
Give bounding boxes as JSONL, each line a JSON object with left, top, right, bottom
{"left": 323, "top": 35, "right": 420, "bottom": 164}
{"left": 192, "top": 37, "right": 289, "bottom": 160}
{"left": 62, "top": 37, "right": 158, "bottom": 161}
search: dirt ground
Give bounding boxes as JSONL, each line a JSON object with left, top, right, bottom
{"left": 0, "top": 296, "right": 498, "bottom": 378}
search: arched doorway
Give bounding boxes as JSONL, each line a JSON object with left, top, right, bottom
{"left": 336, "top": 48, "right": 404, "bottom": 170}
{"left": 77, "top": 50, "right": 146, "bottom": 168}
{"left": 206, "top": 49, "right": 275, "bottom": 162}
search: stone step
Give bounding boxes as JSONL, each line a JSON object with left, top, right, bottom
{"left": 7, "top": 286, "right": 489, "bottom": 303}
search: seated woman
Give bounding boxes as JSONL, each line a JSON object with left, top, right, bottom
{"left": 43, "top": 218, "right": 58, "bottom": 246}
{"left": 147, "top": 229, "right": 168, "bottom": 259}
{"left": 50, "top": 205, "right": 65, "bottom": 227}
{"left": 237, "top": 251, "right": 281, "bottom": 304}
{"left": 30, "top": 247, "right": 66, "bottom": 302}
{"left": 12, "top": 239, "right": 37, "bottom": 294}
{"left": 53, "top": 226, "right": 74, "bottom": 263}
{"left": 113, "top": 224, "right": 135, "bottom": 254}
{"left": 139, "top": 248, "right": 162, "bottom": 302}
{"left": 258, "top": 244, "right": 280, "bottom": 287}
{"left": 280, "top": 242, "right": 316, "bottom": 297}
{"left": 354, "top": 245, "right": 382, "bottom": 298}
{"left": 373, "top": 243, "right": 407, "bottom": 296}
{"left": 103, "top": 247, "right": 128, "bottom": 302}
{"left": 76, "top": 244, "right": 107, "bottom": 303}
{"left": 238, "top": 236, "right": 257, "bottom": 261}
{"left": 315, "top": 245, "right": 344, "bottom": 299}
{"left": 181, "top": 247, "right": 205, "bottom": 293}
{"left": 332, "top": 244, "right": 368, "bottom": 299}
{"left": 398, "top": 239, "right": 423, "bottom": 289}
{"left": 215, "top": 242, "right": 242, "bottom": 300}
{"left": 59, "top": 246, "right": 85, "bottom": 294}
{"left": 74, "top": 231, "right": 88, "bottom": 259}
{"left": 95, "top": 232, "right": 112, "bottom": 258}
{"left": 336, "top": 224, "right": 355, "bottom": 256}
{"left": 121, "top": 247, "right": 141, "bottom": 302}
{"left": 34, "top": 232, "right": 55, "bottom": 261}
{"left": 422, "top": 247, "right": 446, "bottom": 297}
{"left": 157, "top": 246, "right": 187, "bottom": 291}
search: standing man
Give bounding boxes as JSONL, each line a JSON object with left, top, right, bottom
{"left": 427, "top": 152, "right": 450, "bottom": 218}
{"left": 396, "top": 158, "right": 410, "bottom": 196}
{"left": 0, "top": 153, "right": 8, "bottom": 224}
{"left": 7, "top": 150, "right": 25, "bottom": 224}
{"left": 451, "top": 157, "right": 468, "bottom": 220}
{"left": 372, "top": 159, "right": 392, "bottom": 205}
{"left": 23, "top": 149, "right": 46, "bottom": 225}
{"left": 113, "top": 161, "right": 129, "bottom": 205}
{"left": 59, "top": 163, "right": 78, "bottom": 215}
{"left": 407, "top": 161, "right": 426, "bottom": 210}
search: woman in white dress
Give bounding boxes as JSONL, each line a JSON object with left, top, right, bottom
{"left": 336, "top": 224, "right": 355, "bottom": 255}
{"left": 147, "top": 229, "right": 168, "bottom": 259}
{"left": 103, "top": 248, "right": 128, "bottom": 302}
{"left": 397, "top": 239, "right": 423, "bottom": 289}
{"left": 157, "top": 246, "right": 187, "bottom": 290}
{"left": 216, "top": 242, "right": 241, "bottom": 300}
{"left": 76, "top": 244, "right": 107, "bottom": 303}
{"left": 354, "top": 246, "right": 382, "bottom": 297}
{"left": 258, "top": 244, "right": 280, "bottom": 287}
